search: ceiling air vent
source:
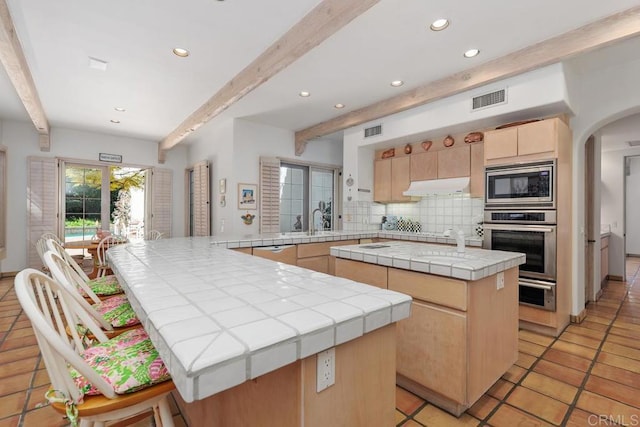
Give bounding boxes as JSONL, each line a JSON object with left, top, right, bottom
{"left": 472, "top": 89, "right": 506, "bottom": 111}
{"left": 364, "top": 124, "right": 382, "bottom": 138}
{"left": 627, "top": 140, "right": 640, "bottom": 147}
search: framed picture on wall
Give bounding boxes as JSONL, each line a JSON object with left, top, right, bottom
{"left": 238, "top": 183, "right": 257, "bottom": 210}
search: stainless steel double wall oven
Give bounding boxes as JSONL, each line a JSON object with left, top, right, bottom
{"left": 483, "top": 160, "right": 557, "bottom": 311}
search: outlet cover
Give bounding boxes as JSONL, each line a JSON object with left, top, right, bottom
{"left": 497, "top": 271, "right": 505, "bottom": 290}
{"left": 316, "top": 348, "right": 335, "bottom": 392}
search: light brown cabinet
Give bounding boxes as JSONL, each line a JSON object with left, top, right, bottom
{"left": 297, "top": 240, "right": 358, "bottom": 275}
{"left": 410, "top": 151, "right": 437, "bottom": 181}
{"left": 437, "top": 145, "right": 471, "bottom": 179}
{"left": 469, "top": 143, "right": 484, "bottom": 198}
{"left": 374, "top": 157, "right": 412, "bottom": 203}
{"left": 334, "top": 258, "right": 388, "bottom": 289}
{"left": 252, "top": 245, "right": 297, "bottom": 265}
{"left": 484, "top": 118, "right": 566, "bottom": 164}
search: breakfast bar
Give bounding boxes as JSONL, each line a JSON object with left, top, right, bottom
{"left": 107, "top": 237, "right": 412, "bottom": 426}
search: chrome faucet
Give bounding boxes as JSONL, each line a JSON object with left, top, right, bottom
{"left": 309, "top": 201, "right": 326, "bottom": 236}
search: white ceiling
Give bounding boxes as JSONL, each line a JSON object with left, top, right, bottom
{"left": 2, "top": 0, "right": 640, "bottom": 146}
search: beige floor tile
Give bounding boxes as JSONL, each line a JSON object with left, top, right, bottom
{"left": 515, "top": 351, "right": 537, "bottom": 369}
{"left": 395, "top": 409, "right": 407, "bottom": 425}
{"left": 0, "top": 415, "right": 20, "bottom": 427}
{"left": 565, "top": 324, "right": 606, "bottom": 340}
{"left": 542, "top": 348, "right": 592, "bottom": 372}
{"left": 598, "top": 351, "right": 640, "bottom": 374}
{"left": 0, "top": 356, "right": 38, "bottom": 379}
{"left": 0, "top": 372, "right": 33, "bottom": 397}
{"left": 520, "top": 371, "right": 578, "bottom": 404}
{"left": 564, "top": 408, "right": 602, "bottom": 427}
{"left": 413, "top": 404, "right": 479, "bottom": 427}
{"left": 21, "top": 405, "right": 68, "bottom": 427}
{"left": 518, "top": 330, "right": 554, "bottom": 347}
{"left": 602, "top": 341, "right": 640, "bottom": 360}
{"left": 488, "top": 403, "right": 554, "bottom": 427}
{"left": 576, "top": 390, "right": 640, "bottom": 423}
{"left": 532, "top": 359, "right": 586, "bottom": 387}
{"left": 606, "top": 333, "right": 640, "bottom": 350}
{"left": 591, "top": 361, "right": 640, "bottom": 390}
{"left": 466, "top": 394, "right": 499, "bottom": 420}
{"left": 559, "top": 331, "right": 602, "bottom": 349}
{"left": 506, "top": 386, "right": 569, "bottom": 425}
{"left": 584, "top": 375, "right": 640, "bottom": 408}
{"left": 518, "top": 340, "right": 547, "bottom": 357}
{"left": 396, "top": 386, "right": 424, "bottom": 415}
{"left": 502, "top": 364, "right": 527, "bottom": 383}
{"left": 487, "top": 379, "right": 514, "bottom": 400}
{"left": 0, "top": 391, "right": 26, "bottom": 420}
{"left": 551, "top": 339, "right": 598, "bottom": 360}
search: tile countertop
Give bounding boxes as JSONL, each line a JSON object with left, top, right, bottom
{"left": 205, "top": 230, "right": 483, "bottom": 249}
{"left": 107, "top": 237, "right": 412, "bottom": 403}
{"left": 330, "top": 241, "right": 525, "bottom": 281}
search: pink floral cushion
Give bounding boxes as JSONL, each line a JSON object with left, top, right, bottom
{"left": 70, "top": 328, "right": 170, "bottom": 395}
{"left": 79, "top": 275, "right": 122, "bottom": 297}
{"left": 92, "top": 295, "right": 140, "bottom": 328}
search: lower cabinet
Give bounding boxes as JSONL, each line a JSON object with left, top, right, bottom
{"left": 334, "top": 258, "right": 388, "bottom": 289}
{"left": 296, "top": 240, "right": 358, "bottom": 275}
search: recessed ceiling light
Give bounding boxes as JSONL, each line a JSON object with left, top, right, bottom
{"left": 390, "top": 80, "right": 404, "bottom": 87}
{"left": 88, "top": 57, "right": 108, "bottom": 71}
{"left": 114, "top": 107, "right": 126, "bottom": 112}
{"left": 172, "top": 47, "right": 190, "bottom": 57}
{"left": 463, "top": 48, "right": 480, "bottom": 58}
{"left": 334, "top": 103, "right": 345, "bottom": 109}
{"left": 110, "top": 119, "right": 120, "bottom": 124}
{"left": 430, "top": 18, "right": 449, "bottom": 31}
{"left": 299, "top": 91, "right": 311, "bottom": 97}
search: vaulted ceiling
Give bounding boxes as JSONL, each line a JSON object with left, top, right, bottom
{"left": 1, "top": 0, "right": 640, "bottom": 159}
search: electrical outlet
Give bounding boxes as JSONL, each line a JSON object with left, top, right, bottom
{"left": 497, "top": 271, "right": 505, "bottom": 290}
{"left": 316, "top": 348, "right": 335, "bottom": 392}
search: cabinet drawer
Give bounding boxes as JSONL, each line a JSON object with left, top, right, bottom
{"left": 297, "top": 256, "right": 329, "bottom": 274}
{"left": 334, "top": 259, "right": 387, "bottom": 289}
{"left": 388, "top": 268, "right": 467, "bottom": 311}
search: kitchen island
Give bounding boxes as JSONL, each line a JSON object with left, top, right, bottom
{"left": 331, "top": 241, "right": 525, "bottom": 416}
{"left": 107, "top": 237, "right": 412, "bottom": 426}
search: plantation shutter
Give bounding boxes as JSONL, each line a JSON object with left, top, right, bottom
{"left": 260, "top": 157, "right": 280, "bottom": 233}
{"left": 0, "top": 147, "right": 6, "bottom": 260}
{"left": 27, "top": 157, "right": 58, "bottom": 268}
{"left": 148, "top": 168, "right": 172, "bottom": 237}
{"left": 193, "top": 160, "right": 211, "bottom": 236}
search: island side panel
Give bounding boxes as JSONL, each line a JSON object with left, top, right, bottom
{"left": 302, "top": 324, "right": 397, "bottom": 427}
{"left": 467, "top": 267, "right": 519, "bottom": 404}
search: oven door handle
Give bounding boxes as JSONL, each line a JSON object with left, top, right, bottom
{"left": 519, "top": 280, "right": 555, "bottom": 291}
{"left": 483, "top": 224, "right": 555, "bottom": 233}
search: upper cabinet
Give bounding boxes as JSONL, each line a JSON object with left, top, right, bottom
{"left": 484, "top": 118, "right": 568, "bottom": 165}
{"left": 410, "top": 151, "right": 437, "bottom": 181}
{"left": 374, "top": 156, "right": 412, "bottom": 203}
{"left": 437, "top": 146, "right": 471, "bottom": 179}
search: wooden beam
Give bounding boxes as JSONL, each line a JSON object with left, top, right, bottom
{"left": 158, "top": 0, "right": 379, "bottom": 162}
{"left": 295, "top": 6, "right": 640, "bottom": 154}
{"left": 0, "top": 0, "right": 50, "bottom": 149}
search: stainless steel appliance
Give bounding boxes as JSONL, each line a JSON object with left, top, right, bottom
{"left": 485, "top": 160, "right": 555, "bottom": 209}
{"left": 483, "top": 209, "right": 557, "bottom": 311}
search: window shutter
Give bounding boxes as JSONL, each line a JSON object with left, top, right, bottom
{"left": 193, "top": 161, "right": 211, "bottom": 236}
{"left": 0, "top": 148, "right": 6, "bottom": 260}
{"left": 27, "top": 157, "right": 58, "bottom": 268}
{"left": 260, "top": 157, "right": 280, "bottom": 233}
{"left": 148, "top": 168, "right": 173, "bottom": 237}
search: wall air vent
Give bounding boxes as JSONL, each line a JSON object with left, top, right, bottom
{"left": 364, "top": 124, "right": 382, "bottom": 138}
{"left": 472, "top": 89, "right": 506, "bottom": 111}
{"left": 627, "top": 140, "right": 640, "bottom": 147}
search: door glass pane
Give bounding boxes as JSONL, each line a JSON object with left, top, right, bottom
{"left": 311, "top": 169, "right": 333, "bottom": 231}
{"left": 65, "top": 166, "right": 102, "bottom": 242}
{"left": 279, "top": 164, "right": 307, "bottom": 233}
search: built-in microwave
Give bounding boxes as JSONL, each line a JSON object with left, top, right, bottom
{"left": 485, "top": 160, "right": 555, "bottom": 209}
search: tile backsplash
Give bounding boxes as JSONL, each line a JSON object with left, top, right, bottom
{"left": 343, "top": 194, "right": 484, "bottom": 237}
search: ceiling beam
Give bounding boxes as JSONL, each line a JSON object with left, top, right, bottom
{"left": 0, "top": 0, "right": 50, "bottom": 151}
{"left": 158, "top": 0, "right": 379, "bottom": 162}
{"left": 294, "top": 5, "right": 640, "bottom": 155}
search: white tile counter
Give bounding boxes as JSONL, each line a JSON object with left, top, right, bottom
{"left": 107, "top": 237, "right": 412, "bottom": 402}
{"left": 330, "top": 241, "right": 525, "bottom": 281}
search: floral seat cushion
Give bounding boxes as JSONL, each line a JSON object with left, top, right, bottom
{"left": 71, "top": 328, "right": 170, "bottom": 395}
{"left": 79, "top": 275, "right": 122, "bottom": 297}
{"left": 92, "top": 295, "right": 140, "bottom": 328}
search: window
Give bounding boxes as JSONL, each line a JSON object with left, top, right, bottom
{"left": 260, "top": 157, "right": 340, "bottom": 234}
{"left": 0, "top": 147, "right": 6, "bottom": 260}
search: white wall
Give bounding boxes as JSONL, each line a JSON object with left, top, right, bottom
{"left": 0, "top": 119, "right": 188, "bottom": 273}
{"left": 188, "top": 118, "right": 343, "bottom": 236}
{"left": 626, "top": 156, "right": 640, "bottom": 256}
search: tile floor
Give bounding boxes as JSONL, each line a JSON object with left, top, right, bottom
{"left": 1, "top": 258, "right": 640, "bottom": 426}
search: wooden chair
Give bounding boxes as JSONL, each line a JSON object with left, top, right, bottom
{"left": 46, "top": 239, "right": 123, "bottom": 299}
{"left": 145, "top": 230, "right": 164, "bottom": 240}
{"left": 14, "top": 269, "right": 175, "bottom": 427}
{"left": 96, "top": 235, "right": 126, "bottom": 278}
{"left": 44, "top": 251, "right": 140, "bottom": 333}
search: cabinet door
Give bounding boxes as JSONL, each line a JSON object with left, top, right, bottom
{"left": 484, "top": 127, "right": 518, "bottom": 161}
{"left": 437, "top": 145, "right": 470, "bottom": 179}
{"left": 374, "top": 159, "right": 391, "bottom": 202}
{"left": 396, "top": 301, "right": 466, "bottom": 403}
{"left": 410, "top": 151, "right": 437, "bottom": 181}
{"left": 297, "top": 256, "right": 330, "bottom": 274}
{"left": 391, "top": 156, "right": 412, "bottom": 201}
{"left": 517, "top": 119, "right": 557, "bottom": 156}
{"left": 469, "top": 143, "right": 484, "bottom": 198}
{"left": 334, "top": 259, "right": 387, "bottom": 288}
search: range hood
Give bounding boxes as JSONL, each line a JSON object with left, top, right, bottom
{"left": 403, "top": 177, "right": 470, "bottom": 196}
